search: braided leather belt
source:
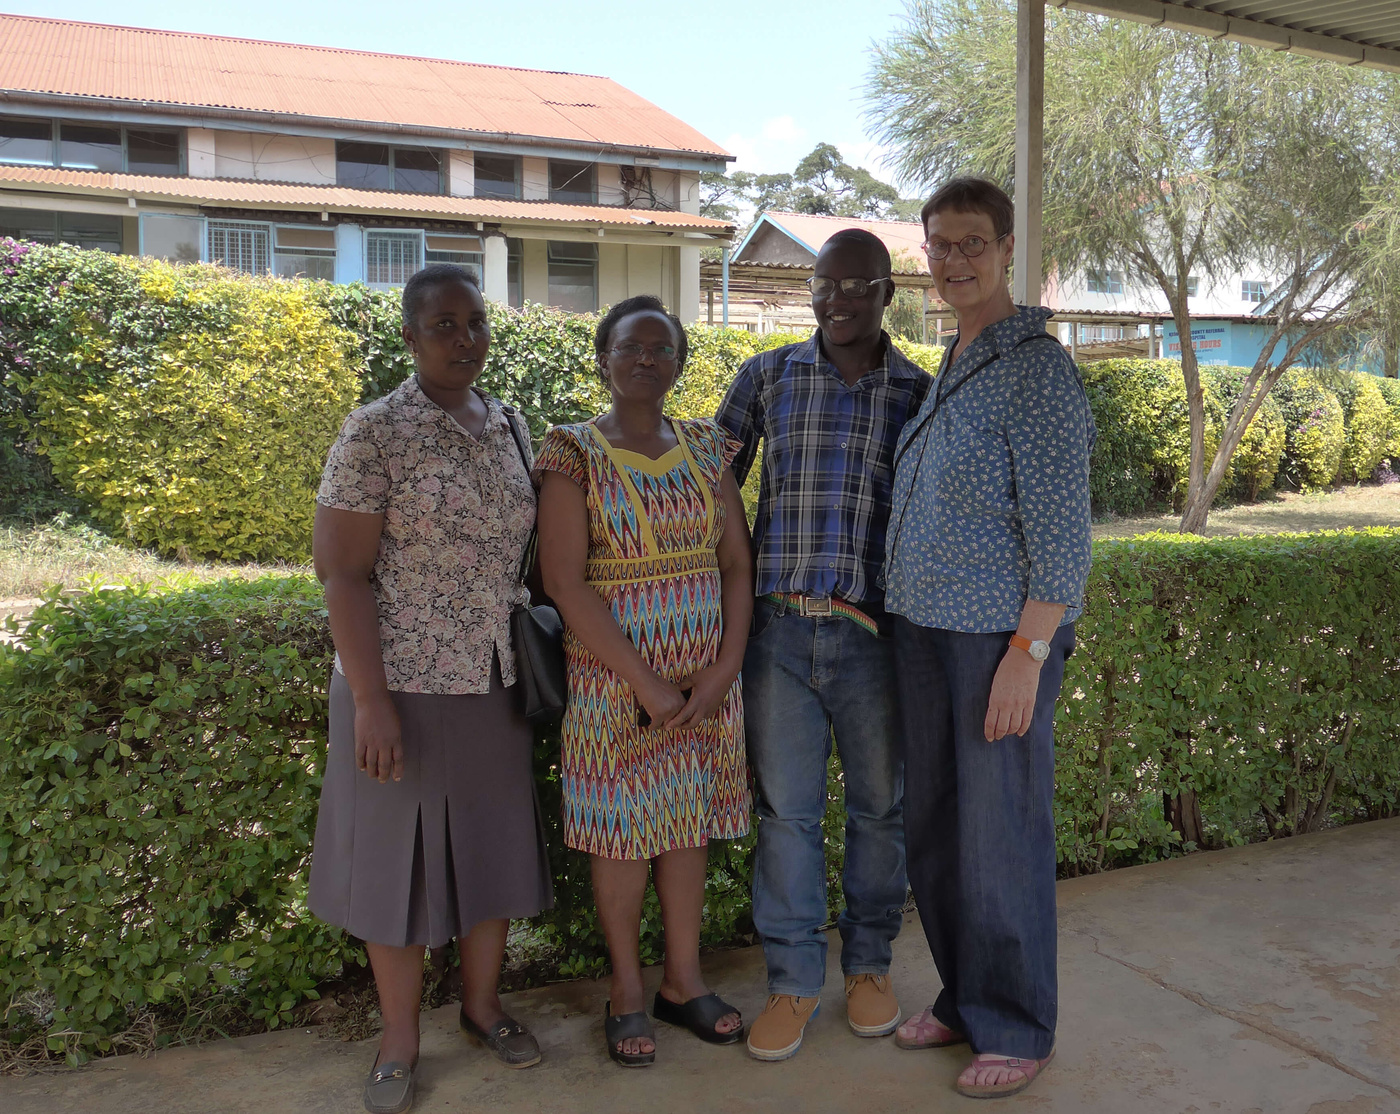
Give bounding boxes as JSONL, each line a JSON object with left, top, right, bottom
{"left": 764, "top": 593, "right": 880, "bottom": 638}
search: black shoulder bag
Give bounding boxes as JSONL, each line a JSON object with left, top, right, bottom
{"left": 502, "top": 407, "right": 568, "bottom": 725}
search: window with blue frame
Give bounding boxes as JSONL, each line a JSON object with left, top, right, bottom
{"left": 1242, "top": 280, "right": 1268, "bottom": 304}
{"left": 1087, "top": 269, "right": 1125, "bottom": 295}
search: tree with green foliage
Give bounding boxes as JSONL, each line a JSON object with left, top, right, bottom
{"left": 867, "top": 0, "right": 1400, "bottom": 531}
{"left": 699, "top": 143, "right": 921, "bottom": 231}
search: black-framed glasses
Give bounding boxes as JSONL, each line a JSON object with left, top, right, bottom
{"left": 610, "top": 342, "right": 678, "bottom": 363}
{"left": 921, "top": 233, "right": 1009, "bottom": 260}
{"left": 805, "top": 276, "right": 892, "bottom": 298}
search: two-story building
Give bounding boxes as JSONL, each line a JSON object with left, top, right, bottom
{"left": 0, "top": 14, "right": 734, "bottom": 320}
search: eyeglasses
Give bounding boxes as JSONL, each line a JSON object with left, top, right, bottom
{"left": 805, "top": 276, "right": 892, "bottom": 298}
{"left": 921, "top": 233, "right": 1009, "bottom": 260}
{"left": 610, "top": 342, "right": 678, "bottom": 363}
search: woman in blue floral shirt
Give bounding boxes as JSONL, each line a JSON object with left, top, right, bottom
{"left": 883, "top": 177, "right": 1094, "bottom": 1100}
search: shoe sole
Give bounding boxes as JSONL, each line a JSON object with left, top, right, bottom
{"left": 747, "top": 1004, "right": 820, "bottom": 1061}
{"left": 848, "top": 1007, "right": 901, "bottom": 1037}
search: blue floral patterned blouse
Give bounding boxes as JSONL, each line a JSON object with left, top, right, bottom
{"left": 883, "top": 305, "right": 1095, "bottom": 633}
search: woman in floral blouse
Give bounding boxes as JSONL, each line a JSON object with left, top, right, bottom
{"left": 883, "top": 178, "right": 1094, "bottom": 1100}
{"left": 310, "top": 264, "right": 552, "bottom": 1114}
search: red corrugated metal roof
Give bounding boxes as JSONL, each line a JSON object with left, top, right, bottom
{"left": 0, "top": 164, "right": 734, "bottom": 233}
{"left": 0, "top": 14, "right": 730, "bottom": 159}
{"left": 758, "top": 211, "right": 930, "bottom": 274}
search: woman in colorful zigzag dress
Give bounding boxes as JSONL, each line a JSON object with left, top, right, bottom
{"left": 536, "top": 295, "right": 754, "bottom": 1068}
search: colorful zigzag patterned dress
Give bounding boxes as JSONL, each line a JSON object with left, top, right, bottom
{"left": 535, "top": 417, "right": 751, "bottom": 860}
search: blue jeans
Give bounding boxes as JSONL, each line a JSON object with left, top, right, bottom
{"left": 892, "top": 617, "right": 1074, "bottom": 1061}
{"left": 744, "top": 598, "right": 907, "bottom": 998}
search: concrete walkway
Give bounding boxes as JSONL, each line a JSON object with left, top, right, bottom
{"left": 7, "top": 819, "right": 1399, "bottom": 1114}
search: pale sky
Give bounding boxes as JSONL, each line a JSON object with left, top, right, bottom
{"left": 14, "top": 0, "right": 914, "bottom": 186}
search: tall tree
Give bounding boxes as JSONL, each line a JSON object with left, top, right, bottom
{"left": 699, "top": 144, "right": 921, "bottom": 233}
{"left": 867, "top": 0, "right": 1400, "bottom": 531}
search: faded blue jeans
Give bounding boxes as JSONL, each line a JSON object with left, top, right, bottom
{"left": 744, "top": 597, "right": 907, "bottom": 998}
{"left": 892, "top": 617, "right": 1074, "bottom": 1061}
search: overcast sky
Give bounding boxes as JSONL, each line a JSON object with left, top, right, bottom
{"left": 17, "top": 0, "right": 914, "bottom": 185}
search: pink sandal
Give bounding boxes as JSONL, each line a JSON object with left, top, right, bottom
{"left": 956, "top": 1049, "right": 1055, "bottom": 1098}
{"left": 894, "top": 1006, "right": 967, "bottom": 1050}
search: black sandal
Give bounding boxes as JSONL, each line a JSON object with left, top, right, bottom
{"left": 604, "top": 1001, "right": 657, "bottom": 1067}
{"left": 460, "top": 1009, "right": 541, "bottom": 1068}
{"left": 652, "top": 991, "right": 744, "bottom": 1045}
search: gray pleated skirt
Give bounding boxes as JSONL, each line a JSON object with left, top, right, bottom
{"left": 308, "top": 666, "right": 554, "bottom": 948}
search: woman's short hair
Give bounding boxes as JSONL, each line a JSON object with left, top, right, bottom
{"left": 920, "top": 177, "right": 1015, "bottom": 240}
{"left": 594, "top": 295, "right": 689, "bottom": 376}
{"left": 402, "top": 263, "right": 481, "bottom": 330}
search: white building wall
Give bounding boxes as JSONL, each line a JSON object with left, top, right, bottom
{"left": 677, "top": 245, "right": 700, "bottom": 323}
{"left": 186, "top": 128, "right": 217, "bottom": 178}
{"left": 597, "top": 164, "right": 625, "bottom": 206}
{"left": 448, "top": 150, "right": 474, "bottom": 198}
{"left": 676, "top": 171, "right": 701, "bottom": 216}
{"left": 214, "top": 132, "right": 337, "bottom": 184}
{"left": 521, "top": 157, "right": 549, "bottom": 201}
{"left": 483, "top": 235, "right": 508, "bottom": 304}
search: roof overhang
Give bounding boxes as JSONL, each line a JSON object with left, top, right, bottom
{"left": 0, "top": 165, "right": 736, "bottom": 240}
{"left": 1055, "top": 1, "right": 1400, "bottom": 71}
{"left": 0, "top": 89, "right": 730, "bottom": 171}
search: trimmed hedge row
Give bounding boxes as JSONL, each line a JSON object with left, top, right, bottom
{"left": 0, "top": 242, "right": 943, "bottom": 549}
{"left": 3, "top": 529, "right": 1397, "bottom": 1055}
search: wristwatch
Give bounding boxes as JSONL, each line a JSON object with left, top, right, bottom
{"left": 1009, "top": 634, "right": 1051, "bottom": 662}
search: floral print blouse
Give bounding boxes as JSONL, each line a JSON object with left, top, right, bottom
{"left": 317, "top": 375, "right": 535, "bottom": 695}
{"left": 884, "top": 305, "right": 1095, "bottom": 633}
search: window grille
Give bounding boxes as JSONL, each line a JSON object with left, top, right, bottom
{"left": 367, "top": 231, "right": 423, "bottom": 286}
{"left": 208, "top": 221, "right": 270, "bottom": 274}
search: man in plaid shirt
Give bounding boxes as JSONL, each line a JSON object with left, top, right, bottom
{"left": 716, "top": 229, "right": 933, "bottom": 1061}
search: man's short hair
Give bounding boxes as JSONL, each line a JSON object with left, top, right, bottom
{"left": 920, "top": 177, "right": 1014, "bottom": 239}
{"left": 819, "top": 228, "right": 892, "bottom": 279}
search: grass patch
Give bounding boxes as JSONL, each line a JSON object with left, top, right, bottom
{"left": 1092, "top": 481, "right": 1400, "bottom": 539}
{"left": 0, "top": 513, "right": 307, "bottom": 601}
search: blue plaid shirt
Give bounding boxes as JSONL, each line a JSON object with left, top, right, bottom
{"left": 716, "top": 331, "right": 933, "bottom": 605}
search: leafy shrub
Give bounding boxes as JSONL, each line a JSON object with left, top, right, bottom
{"left": 2, "top": 245, "right": 360, "bottom": 559}
{"left": 0, "top": 578, "right": 355, "bottom": 1061}
{"left": 1374, "top": 375, "right": 1400, "bottom": 460}
{"left": 1058, "top": 529, "right": 1400, "bottom": 870}
{"left": 1201, "top": 367, "right": 1286, "bottom": 502}
{"left": 1272, "top": 370, "right": 1345, "bottom": 491}
{"left": 1333, "top": 372, "right": 1395, "bottom": 482}
{"left": 1078, "top": 358, "right": 1221, "bottom": 513}
{"left": 4, "top": 531, "right": 1397, "bottom": 1055}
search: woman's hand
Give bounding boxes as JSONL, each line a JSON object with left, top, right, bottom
{"left": 355, "top": 692, "right": 404, "bottom": 782}
{"left": 662, "top": 662, "right": 737, "bottom": 732}
{"left": 983, "top": 650, "right": 1042, "bottom": 742}
{"left": 637, "top": 675, "right": 688, "bottom": 730}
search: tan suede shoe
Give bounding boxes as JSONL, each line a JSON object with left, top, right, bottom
{"left": 845, "top": 974, "right": 901, "bottom": 1037}
{"left": 746, "top": 994, "right": 821, "bottom": 1062}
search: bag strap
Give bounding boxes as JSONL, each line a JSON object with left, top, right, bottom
{"left": 501, "top": 405, "right": 538, "bottom": 586}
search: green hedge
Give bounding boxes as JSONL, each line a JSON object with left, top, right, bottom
{"left": 1057, "top": 529, "right": 1400, "bottom": 868}
{"left": 0, "top": 243, "right": 360, "bottom": 559}
{"left": 0, "top": 578, "right": 356, "bottom": 1062}
{"left": 4, "top": 529, "right": 1397, "bottom": 1056}
{"left": 1273, "top": 370, "right": 1346, "bottom": 491}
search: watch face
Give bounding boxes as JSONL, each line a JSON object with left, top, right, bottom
{"left": 1030, "top": 640, "right": 1051, "bottom": 662}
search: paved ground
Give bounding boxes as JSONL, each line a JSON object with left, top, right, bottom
{"left": 6, "top": 819, "right": 1398, "bottom": 1114}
